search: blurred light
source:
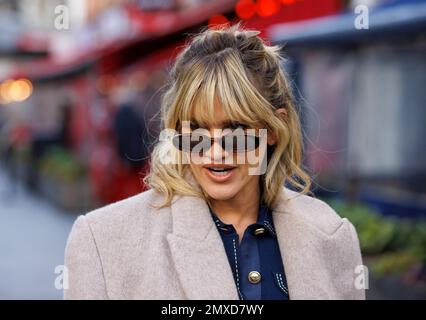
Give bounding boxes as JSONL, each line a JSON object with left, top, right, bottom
{"left": 0, "top": 79, "right": 33, "bottom": 104}
{"left": 0, "top": 79, "right": 15, "bottom": 104}
{"left": 208, "top": 14, "right": 230, "bottom": 29}
{"left": 236, "top": 0, "right": 257, "bottom": 20}
{"left": 257, "top": 0, "right": 281, "bottom": 17}
{"left": 9, "top": 79, "right": 33, "bottom": 102}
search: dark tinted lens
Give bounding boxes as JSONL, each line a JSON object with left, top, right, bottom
{"left": 222, "top": 134, "right": 236, "bottom": 152}
{"left": 172, "top": 134, "right": 191, "bottom": 152}
{"left": 245, "top": 134, "right": 260, "bottom": 151}
{"left": 222, "top": 132, "right": 260, "bottom": 153}
{"left": 190, "top": 132, "right": 211, "bottom": 153}
{"left": 172, "top": 133, "right": 211, "bottom": 152}
{"left": 172, "top": 134, "right": 183, "bottom": 151}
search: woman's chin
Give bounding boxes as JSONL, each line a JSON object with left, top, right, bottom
{"left": 203, "top": 186, "right": 239, "bottom": 201}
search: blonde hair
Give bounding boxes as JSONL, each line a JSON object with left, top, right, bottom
{"left": 144, "top": 22, "right": 312, "bottom": 209}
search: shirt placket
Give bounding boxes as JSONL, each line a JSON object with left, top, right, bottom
{"left": 239, "top": 225, "right": 262, "bottom": 300}
{"left": 212, "top": 215, "right": 245, "bottom": 300}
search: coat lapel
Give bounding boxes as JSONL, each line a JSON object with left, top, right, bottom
{"left": 272, "top": 188, "right": 335, "bottom": 299}
{"left": 166, "top": 193, "right": 239, "bottom": 300}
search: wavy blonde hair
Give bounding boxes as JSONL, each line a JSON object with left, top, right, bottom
{"left": 144, "top": 22, "right": 311, "bottom": 209}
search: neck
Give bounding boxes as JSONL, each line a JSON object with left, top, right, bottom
{"left": 209, "top": 184, "right": 261, "bottom": 227}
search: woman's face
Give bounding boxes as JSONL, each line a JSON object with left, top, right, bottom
{"left": 185, "top": 104, "right": 268, "bottom": 202}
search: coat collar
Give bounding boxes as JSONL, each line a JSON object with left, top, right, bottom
{"left": 166, "top": 186, "right": 333, "bottom": 300}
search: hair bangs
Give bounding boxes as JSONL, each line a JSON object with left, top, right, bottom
{"left": 215, "top": 53, "right": 271, "bottom": 127}
{"left": 184, "top": 56, "right": 270, "bottom": 129}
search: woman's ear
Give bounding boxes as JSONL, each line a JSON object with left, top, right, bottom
{"left": 275, "top": 107, "right": 287, "bottom": 120}
{"left": 267, "top": 132, "right": 277, "bottom": 146}
{"left": 267, "top": 108, "right": 287, "bottom": 145}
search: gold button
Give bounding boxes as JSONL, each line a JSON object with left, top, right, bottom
{"left": 254, "top": 228, "right": 265, "bottom": 236}
{"left": 248, "top": 271, "right": 261, "bottom": 284}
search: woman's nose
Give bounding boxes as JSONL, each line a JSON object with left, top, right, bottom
{"left": 208, "top": 130, "right": 230, "bottom": 162}
{"left": 209, "top": 139, "right": 225, "bottom": 162}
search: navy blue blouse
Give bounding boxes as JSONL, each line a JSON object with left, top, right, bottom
{"left": 209, "top": 203, "right": 290, "bottom": 300}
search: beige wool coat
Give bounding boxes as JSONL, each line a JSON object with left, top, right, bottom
{"left": 63, "top": 186, "right": 365, "bottom": 300}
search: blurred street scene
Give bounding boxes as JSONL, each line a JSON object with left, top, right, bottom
{"left": 0, "top": 0, "right": 425, "bottom": 299}
{"left": 0, "top": 169, "right": 74, "bottom": 299}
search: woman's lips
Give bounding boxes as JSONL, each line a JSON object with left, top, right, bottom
{"left": 203, "top": 166, "right": 236, "bottom": 183}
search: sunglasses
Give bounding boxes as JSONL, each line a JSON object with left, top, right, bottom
{"left": 172, "top": 130, "right": 262, "bottom": 153}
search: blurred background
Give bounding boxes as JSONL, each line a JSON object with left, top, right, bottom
{"left": 0, "top": 0, "right": 425, "bottom": 299}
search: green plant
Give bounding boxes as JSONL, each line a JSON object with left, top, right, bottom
{"left": 328, "top": 200, "right": 396, "bottom": 255}
{"left": 372, "top": 251, "right": 423, "bottom": 276}
{"left": 327, "top": 198, "right": 426, "bottom": 277}
{"left": 39, "top": 146, "right": 86, "bottom": 182}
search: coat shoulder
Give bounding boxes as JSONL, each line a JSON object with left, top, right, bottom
{"left": 80, "top": 189, "right": 169, "bottom": 236}
{"left": 86, "top": 188, "right": 162, "bottom": 217}
{"left": 280, "top": 187, "right": 346, "bottom": 236}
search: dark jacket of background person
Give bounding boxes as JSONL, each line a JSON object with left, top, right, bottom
{"left": 113, "top": 103, "right": 149, "bottom": 170}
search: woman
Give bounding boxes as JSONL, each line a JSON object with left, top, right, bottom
{"left": 64, "top": 24, "right": 365, "bottom": 300}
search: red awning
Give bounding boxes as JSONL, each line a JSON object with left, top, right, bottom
{"left": 4, "top": 0, "right": 237, "bottom": 82}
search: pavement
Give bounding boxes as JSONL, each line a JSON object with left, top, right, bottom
{"left": 0, "top": 168, "right": 77, "bottom": 299}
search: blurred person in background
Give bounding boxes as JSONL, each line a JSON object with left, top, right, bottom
{"left": 87, "top": 87, "right": 149, "bottom": 204}
{"left": 63, "top": 24, "right": 365, "bottom": 300}
{"left": 112, "top": 86, "right": 151, "bottom": 173}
